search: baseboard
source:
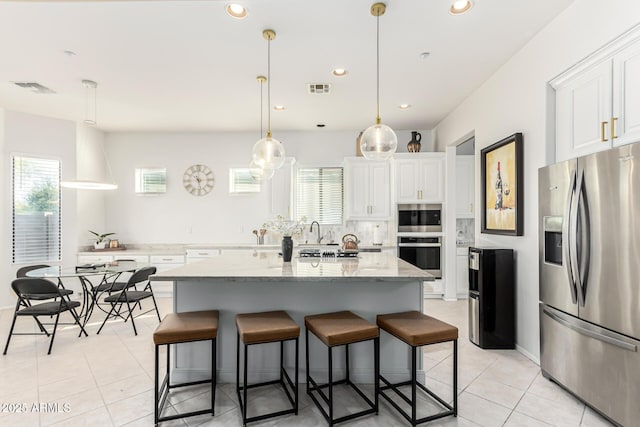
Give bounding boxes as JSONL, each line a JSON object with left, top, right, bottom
{"left": 171, "top": 367, "right": 426, "bottom": 385}
{"left": 516, "top": 344, "right": 540, "bottom": 365}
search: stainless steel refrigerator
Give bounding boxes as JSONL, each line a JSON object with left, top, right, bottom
{"left": 539, "top": 143, "right": 640, "bottom": 427}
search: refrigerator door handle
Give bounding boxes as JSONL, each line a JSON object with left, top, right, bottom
{"left": 543, "top": 305, "right": 637, "bottom": 352}
{"left": 564, "top": 170, "right": 578, "bottom": 304}
{"left": 573, "top": 170, "right": 589, "bottom": 307}
{"left": 569, "top": 170, "right": 583, "bottom": 305}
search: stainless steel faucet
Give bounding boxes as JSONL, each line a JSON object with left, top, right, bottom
{"left": 310, "top": 221, "right": 323, "bottom": 244}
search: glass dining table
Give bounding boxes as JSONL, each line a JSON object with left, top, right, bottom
{"left": 26, "top": 261, "right": 139, "bottom": 328}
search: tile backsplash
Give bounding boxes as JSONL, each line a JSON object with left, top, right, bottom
{"left": 456, "top": 218, "right": 475, "bottom": 245}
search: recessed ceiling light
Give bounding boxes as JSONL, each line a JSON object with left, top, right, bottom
{"left": 450, "top": 0, "right": 472, "bottom": 15}
{"left": 317, "top": 124, "right": 326, "bottom": 128}
{"left": 398, "top": 104, "right": 411, "bottom": 110}
{"left": 420, "top": 52, "right": 431, "bottom": 60}
{"left": 225, "top": 3, "right": 247, "bottom": 19}
{"left": 63, "top": 50, "right": 76, "bottom": 57}
{"left": 274, "top": 105, "right": 285, "bottom": 111}
{"left": 332, "top": 68, "right": 348, "bottom": 76}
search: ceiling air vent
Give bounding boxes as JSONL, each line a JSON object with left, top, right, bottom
{"left": 307, "top": 83, "right": 331, "bottom": 95}
{"left": 13, "top": 82, "right": 56, "bottom": 94}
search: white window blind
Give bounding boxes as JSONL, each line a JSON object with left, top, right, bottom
{"left": 12, "top": 156, "right": 61, "bottom": 263}
{"left": 295, "top": 167, "right": 343, "bottom": 225}
{"left": 229, "top": 168, "right": 261, "bottom": 193}
{"left": 135, "top": 168, "right": 167, "bottom": 193}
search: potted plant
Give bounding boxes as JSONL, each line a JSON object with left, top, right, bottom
{"left": 263, "top": 215, "right": 306, "bottom": 262}
{"left": 89, "top": 230, "right": 115, "bottom": 250}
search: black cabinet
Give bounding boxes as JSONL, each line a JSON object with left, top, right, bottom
{"left": 468, "top": 247, "right": 515, "bottom": 349}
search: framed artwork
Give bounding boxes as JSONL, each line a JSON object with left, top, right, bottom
{"left": 481, "top": 132, "right": 523, "bottom": 236}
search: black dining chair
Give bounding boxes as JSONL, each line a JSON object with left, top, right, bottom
{"left": 15, "top": 264, "right": 75, "bottom": 334}
{"left": 3, "top": 278, "right": 88, "bottom": 355}
{"left": 96, "top": 266, "right": 161, "bottom": 336}
{"left": 16, "top": 264, "right": 74, "bottom": 298}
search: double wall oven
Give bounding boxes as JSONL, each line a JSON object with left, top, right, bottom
{"left": 397, "top": 204, "right": 442, "bottom": 278}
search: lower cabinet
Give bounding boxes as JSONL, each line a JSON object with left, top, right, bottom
{"left": 186, "top": 249, "right": 221, "bottom": 263}
{"left": 456, "top": 249, "right": 469, "bottom": 298}
{"left": 150, "top": 255, "right": 185, "bottom": 295}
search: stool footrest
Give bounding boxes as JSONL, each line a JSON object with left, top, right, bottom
{"left": 379, "top": 374, "right": 454, "bottom": 425}
{"left": 307, "top": 374, "right": 377, "bottom": 425}
{"left": 157, "top": 408, "right": 213, "bottom": 423}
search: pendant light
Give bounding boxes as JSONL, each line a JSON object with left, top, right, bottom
{"left": 61, "top": 80, "right": 118, "bottom": 190}
{"left": 250, "top": 75, "right": 274, "bottom": 182}
{"left": 360, "top": 2, "right": 398, "bottom": 160}
{"left": 251, "top": 29, "right": 286, "bottom": 170}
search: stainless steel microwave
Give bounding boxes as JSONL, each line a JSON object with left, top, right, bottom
{"left": 397, "top": 203, "right": 442, "bottom": 232}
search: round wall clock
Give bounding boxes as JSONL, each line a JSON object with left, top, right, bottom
{"left": 183, "top": 164, "right": 215, "bottom": 196}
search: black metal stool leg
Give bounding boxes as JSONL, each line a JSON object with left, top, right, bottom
{"left": 154, "top": 344, "right": 159, "bottom": 425}
{"left": 412, "top": 345, "right": 417, "bottom": 425}
{"left": 328, "top": 345, "right": 334, "bottom": 427}
{"left": 212, "top": 338, "right": 216, "bottom": 416}
{"left": 453, "top": 339, "right": 458, "bottom": 416}
{"left": 295, "top": 337, "right": 299, "bottom": 415}
{"left": 305, "top": 328, "right": 310, "bottom": 394}
{"left": 374, "top": 337, "right": 380, "bottom": 414}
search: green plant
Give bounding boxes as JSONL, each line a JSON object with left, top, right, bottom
{"left": 89, "top": 230, "right": 115, "bottom": 243}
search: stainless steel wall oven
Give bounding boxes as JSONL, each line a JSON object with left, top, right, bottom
{"left": 397, "top": 236, "right": 441, "bottom": 278}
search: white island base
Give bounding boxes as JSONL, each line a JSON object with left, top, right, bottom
{"left": 152, "top": 253, "right": 432, "bottom": 385}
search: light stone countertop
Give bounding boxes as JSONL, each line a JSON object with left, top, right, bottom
{"left": 152, "top": 252, "right": 433, "bottom": 282}
{"left": 78, "top": 243, "right": 396, "bottom": 256}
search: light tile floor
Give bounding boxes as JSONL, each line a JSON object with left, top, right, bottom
{"left": 0, "top": 297, "right": 615, "bottom": 427}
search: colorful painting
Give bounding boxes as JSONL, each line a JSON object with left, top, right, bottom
{"left": 481, "top": 133, "right": 523, "bottom": 236}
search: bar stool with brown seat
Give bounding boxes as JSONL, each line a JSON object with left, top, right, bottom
{"left": 376, "top": 311, "right": 458, "bottom": 426}
{"left": 305, "top": 310, "right": 380, "bottom": 426}
{"left": 153, "top": 310, "right": 219, "bottom": 426}
{"left": 236, "top": 310, "right": 300, "bottom": 426}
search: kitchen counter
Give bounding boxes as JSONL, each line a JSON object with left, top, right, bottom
{"left": 78, "top": 243, "right": 397, "bottom": 256}
{"left": 154, "top": 252, "right": 431, "bottom": 384}
{"left": 152, "top": 251, "right": 430, "bottom": 282}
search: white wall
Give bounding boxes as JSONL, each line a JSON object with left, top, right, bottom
{"left": 76, "top": 124, "right": 107, "bottom": 247}
{"left": 0, "top": 109, "right": 5, "bottom": 307}
{"left": 104, "top": 129, "right": 432, "bottom": 245}
{"left": 1, "top": 111, "right": 78, "bottom": 307}
{"left": 433, "top": 0, "right": 640, "bottom": 360}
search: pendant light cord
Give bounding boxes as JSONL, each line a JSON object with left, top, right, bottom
{"left": 260, "top": 79, "right": 264, "bottom": 138}
{"left": 267, "top": 37, "right": 272, "bottom": 137}
{"left": 376, "top": 14, "right": 380, "bottom": 122}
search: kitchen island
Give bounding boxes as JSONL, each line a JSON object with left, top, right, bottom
{"left": 152, "top": 251, "right": 433, "bottom": 384}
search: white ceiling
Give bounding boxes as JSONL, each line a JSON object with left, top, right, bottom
{"left": 0, "top": 0, "right": 574, "bottom": 132}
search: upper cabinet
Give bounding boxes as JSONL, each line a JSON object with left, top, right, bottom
{"left": 344, "top": 157, "right": 391, "bottom": 220}
{"left": 455, "top": 155, "right": 475, "bottom": 218}
{"left": 553, "top": 29, "right": 640, "bottom": 162}
{"left": 394, "top": 153, "right": 445, "bottom": 203}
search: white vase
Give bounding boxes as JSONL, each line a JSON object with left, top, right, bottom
{"left": 94, "top": 242, "right": 106, "bottom": 250}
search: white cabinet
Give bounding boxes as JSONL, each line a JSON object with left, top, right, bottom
{"left": 344, "top": 158, "right": 391, "bottom": 220}
{"left": 455, "top": 156, "right": 474, "bottom": 218}
{"left": 456, "top": 250, "right": 469, "bottom": 298}
{"left": 269, "top": 158, "right": 295, "bottom": 219}
{"left": 77, "top": 254, "right": 114, "bottom": 264}
{"left": 186, "top": 249, "right": 220, "bottom": 263}
{"left": 553, "top": 32, "right": 640, "bottom": 161}
{"left": 394, "top": 154, "right": 445, "bottom": 203}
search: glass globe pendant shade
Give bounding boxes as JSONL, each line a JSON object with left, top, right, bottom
{"left": 249, "top": 160, "right": 274, "bottom": 182}
{"left": 360, "top": 121, "right": 398, "bottom": 160}
{"left": 252, "top": 134, "right": 286, "bottom": 170}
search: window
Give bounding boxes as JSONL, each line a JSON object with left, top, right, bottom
{"left": 295, "top": 167, "right": 343, "bottom": 224}
{"left": 135, "top": 168, "right": 167, "bottom": 193}
{"left": 12, "top": 156, "right": 61, "bottom": 263}
{"left": 229, "top": 168, "right": 260, "bottom": 193}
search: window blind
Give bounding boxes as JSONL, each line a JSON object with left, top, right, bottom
{"left": 295, "top": 167, "right": 343, "bottom": 225}
{"left": 135, "top": 168, "right": 167, "bottom": 193}
{"left": 229, "top": 168, "right": 261, "bottom": 193}
{"left": 12, "top": 156, "right": 61, "bottom": 263}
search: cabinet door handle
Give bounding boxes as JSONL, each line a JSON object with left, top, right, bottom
{"left": 611, "top": 117, "right": 618, "bottom": 139}
{"left": 601, "top": 121, "right": 609, "bottom": 142}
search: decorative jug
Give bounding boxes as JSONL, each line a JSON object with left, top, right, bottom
{"left": 407, "top": 131, "right": 422, "bottom": 153}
